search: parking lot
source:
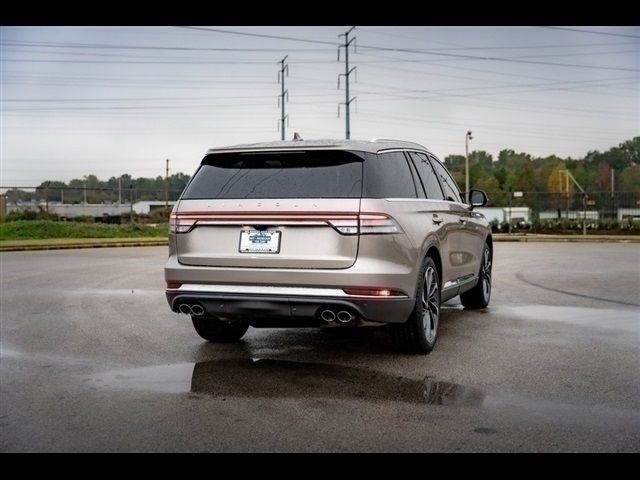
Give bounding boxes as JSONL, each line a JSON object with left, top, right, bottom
{"left": 1, "top": 242, "right": 639, "bottom": 452}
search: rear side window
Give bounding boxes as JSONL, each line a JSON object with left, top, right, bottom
{"left": 429, "top": 155, "right": 463, "bottom": 203}
{"left": 363, "top": 152, "right": 418, "bottom": 198}
{"left": 408, "top": 152, "right": 445, "bottom": 200}
{"left": 182, "top": 150, "right": 363, "bottom": 199}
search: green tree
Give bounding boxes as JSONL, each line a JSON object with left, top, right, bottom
{"left": 474, "top": 176, "right": 504, "bottom": 205}
{"left": 494, "top": 167, "right": 507, "bottom": 189}
{"left": 619, "top": 164, "right": 640, "bottom": 194}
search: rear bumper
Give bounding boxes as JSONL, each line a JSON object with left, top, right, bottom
{"left": 166, "top": 290, "right": 414, "bottom": 324}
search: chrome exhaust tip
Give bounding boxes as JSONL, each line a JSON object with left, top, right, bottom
{"left": 337, "top": 310, "right": 354, "bottom": 323}
{"left": 191, "top": 304, "right": 205, "bottom": 317}
{"left": 320, "top": 309, "right": 336, "bottom": 322}
{"left": 178, "top": 304, "right": 192, "bottom": 315}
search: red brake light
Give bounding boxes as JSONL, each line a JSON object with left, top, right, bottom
{"left": 328, "top": 213, "right": 403, "bottom": 235}
{"left": 359, "top": 213, "right": 403, "bottom": 234}
{"left": 343, "top": 287, "right": 406, "bottom": 297}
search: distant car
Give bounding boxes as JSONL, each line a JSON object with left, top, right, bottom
{"left": 165, "top": 139, "right": 492, "bottom": 353}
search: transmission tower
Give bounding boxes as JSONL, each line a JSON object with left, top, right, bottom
{"left": 278, "top": 55, "right": 289, "bottom": 141}
{"left": 338, "top": 27, "right": 357, "bottom": 139}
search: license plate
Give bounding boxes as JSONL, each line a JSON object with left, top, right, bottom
{"left": 239, "top": 230, "right": 281, "bottom": 253}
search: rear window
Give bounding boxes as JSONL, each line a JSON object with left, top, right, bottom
{"left": 182, "top": 150, "right": 364, "bottom": 199}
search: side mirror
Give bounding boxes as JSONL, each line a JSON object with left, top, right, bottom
{"left": 468, "top": 189, "right": 488, "bottom": 209}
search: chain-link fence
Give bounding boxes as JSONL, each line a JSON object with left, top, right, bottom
{"left": 1, "top": 186, "right": 186, "bottom": 223}
{"left": 482, "top": 190, "right": 640, "bottom": 233}
{"left": 2, "top": 187, "right": 639, "bottom": 232}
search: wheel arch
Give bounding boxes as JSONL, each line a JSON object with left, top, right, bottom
{"left": 425, "top": 245, "right": 442, "bottom": 288}
{"left": 417, "top": 235, "right": 443, "bottom": 296}
{"left": 485, "top": 233, "right": 493, "bottom": 258}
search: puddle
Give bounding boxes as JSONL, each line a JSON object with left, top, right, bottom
{"left": 498, "top": 305, "right": 640, "bottom": 333}
{"left": 72, "top": 357, "right": 640, "bottom": 428}
{"left": 0, "top": 344, "right": 96, "bottom": 367}
{"left": 89, "top": 357, "right": 484, "bottom": 407}
{"left": 86, "top": 363, "right": 195, "bottom": 394}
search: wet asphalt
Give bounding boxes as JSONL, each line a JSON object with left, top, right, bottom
{"left": 1, "top": 243, "right": 639, "bottom": 452}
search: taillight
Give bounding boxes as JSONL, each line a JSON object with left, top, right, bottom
{"left": 327, "top": 218, "right": 359, "bottom": 235}
{"left": 328, "top": 213, "right": 403, "bottom": 235}
{"left": 169, "top": 215, "right": 196, "bottom": 234}
{"left": 359, "top": 213, "right": 403, "bottom": 235}
{"left": 343, "top": 287, "right": 406, "bottom": 297}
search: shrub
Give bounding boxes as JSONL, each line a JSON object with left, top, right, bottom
{"left": 0, "top": 220, "right": 168, "bottom": 240}
{"left": 3, "top": 209, "right": 59, "bottom": 222}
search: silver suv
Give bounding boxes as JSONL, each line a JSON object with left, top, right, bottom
{"left": 165, "top": 139, "right": 492, "bottom": 353}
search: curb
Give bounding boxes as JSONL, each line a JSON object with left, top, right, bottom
{"left": 0, "top": 240, "right": 168, "bottom": 252}
{"left": 493, "top": 234, "right": 640, "bottom": 243}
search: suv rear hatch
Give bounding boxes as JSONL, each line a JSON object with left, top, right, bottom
{"left": 173, "top": 150, "right": 364, "bottom": 269}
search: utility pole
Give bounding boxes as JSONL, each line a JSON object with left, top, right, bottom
{"left": 165, "top": 158, "right": 170, "bottom": 212}
{"left": 44, "top": 182, "right": 49, "bottom": 215}
{"left": 338, "top": 26, "right": 357, "bottom": 139}
{"left": 277, "top": 56, "right": 289, "bottom": 141}
{"left": 465, "top": 131, "right": 473, "bottom": 202}
{"left": 508, "top": 186, "right": 512, "bottom": 235}
{"left": 611, "top": 166, "right": 615, "bottom": 198}
{"left": 611, "top": 166, "right": 615, "bottom": 222}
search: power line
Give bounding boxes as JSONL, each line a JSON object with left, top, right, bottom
{"left": 1, "top": 92, "right": 342, "bottom": 102}
{"left": 537, "top": 26, "right": 640, "bottom": 39}
{"left": 176, "top": 26, "right": 339, "bottom": 46}
{"left": 359, "top": 27, "right": 637, "bottom": 50}
{"left": 176, "top": 26, "right": 640, "bottom": 72}
{"left": 357, "top": 50, "right": 639, "bottom": 91}
{"left": 354, "top": 44, "right": 640, "bottom": 72}
{"left": 0, "top": 40, "right": 334, "bottom": 52}
{"left": 0, "top": 58, "right": 343, "bottom": 65}
{"left": 4, "top": 37, "right": 636, "bottom": 53}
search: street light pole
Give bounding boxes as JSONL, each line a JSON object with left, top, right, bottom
{"left": 129, "top": 182, "right": 134, "bottom": 227}
{"left": 465, "top": 131, "right": 473, "bottom": 203}
{"left": 165, "top": 158, "right": 169, "bottom": 212}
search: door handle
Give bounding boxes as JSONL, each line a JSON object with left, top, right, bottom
{"left": 459, "top": 217, "right": 467, "bottom": 224}
{"left": 432, "top": 214, "right": 444, "bottom": 225}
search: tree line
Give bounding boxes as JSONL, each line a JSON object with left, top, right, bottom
{"left": 443, "top": 137, "right": 639, "bottom": 205}
{"left": 3, "top": 137, "right": 639, "bottom": 206}
{"left": 5, "top": 173, "right": 192, "bottom": 204}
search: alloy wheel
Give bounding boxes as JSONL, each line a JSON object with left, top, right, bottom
{"left": 422, "top": 266, "right": 440, "bottom": 343}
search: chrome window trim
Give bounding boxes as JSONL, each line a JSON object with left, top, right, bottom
{"left": 376, "top": 147, "right": 434, "bottom": 157}
{"left": 383, "top": 198, "right": 453, "bottom": 203}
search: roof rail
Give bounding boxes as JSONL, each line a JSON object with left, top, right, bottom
{"left": 371, "top": 138, "right": 430, "bottom": 151}
{"left": 370, "top": 138, "right": 403, "bottom": 143}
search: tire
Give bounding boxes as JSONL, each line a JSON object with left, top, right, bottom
{"left": 389, "top": 256, "right": 441, "bottom": 354}
{"left": 460, "top": 243, "right": 492, "bottom": 309}
{"left": 191, "top": 316, "right": 249, "bottom": 343}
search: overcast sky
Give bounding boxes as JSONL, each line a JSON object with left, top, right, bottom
{"left": 1, "top": 25, "right": 638, "bottom": 186}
